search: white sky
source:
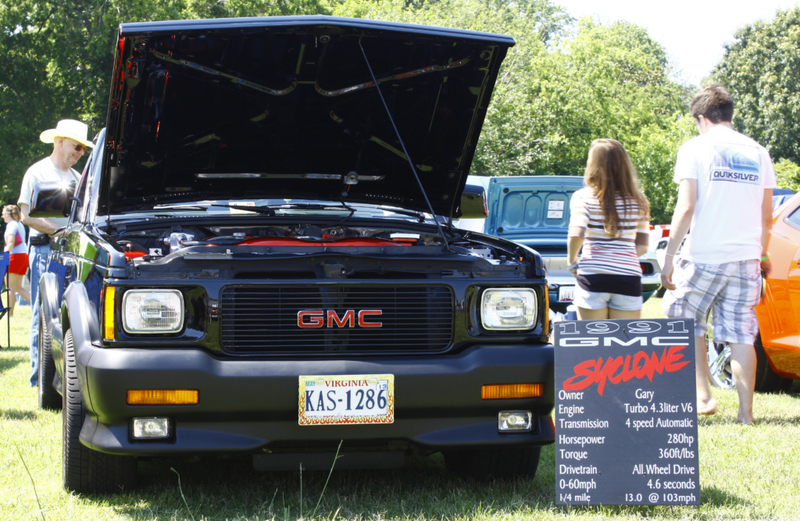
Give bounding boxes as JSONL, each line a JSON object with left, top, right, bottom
{"left": 556, "top": 0, "right": 800, "bottom": 86}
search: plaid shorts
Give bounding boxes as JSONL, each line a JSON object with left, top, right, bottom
{"left": 662, "top": 258, "right": 761, "bottom": 344}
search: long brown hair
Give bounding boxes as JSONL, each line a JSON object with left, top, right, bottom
{"left": 3, "top": 204, "right": 21, "bottom": 221}
{"left": 584, "top": 139, "right": 650, "bottom": 236}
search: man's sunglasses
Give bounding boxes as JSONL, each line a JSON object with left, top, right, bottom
{"left": 63, "top": 138, "right": 88, "bottom": 153}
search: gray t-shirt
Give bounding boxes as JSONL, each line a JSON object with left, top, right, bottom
{"left": 18, "top": 157, "right": 80, "bottom": 236}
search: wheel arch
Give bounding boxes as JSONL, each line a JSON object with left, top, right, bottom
{"left": 39, "top": 272, "right": 60, "bottom": 336}
{"left": 60, "top": 281, "right": 102, "bottom": 386}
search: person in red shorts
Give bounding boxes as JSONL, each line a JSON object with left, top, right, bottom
{"left": 3, "top": 204, "right": 31, "bottom": 316}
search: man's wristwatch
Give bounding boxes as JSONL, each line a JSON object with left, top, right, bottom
{"left": 568, "top": 261, "right": 579, "bottom": 271}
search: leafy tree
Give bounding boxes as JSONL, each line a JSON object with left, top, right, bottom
{"left": 712, "top": 7, "right": 800, "bottom": 165}
{"left": 0, "top": 0, "right": 692, "bottom": 222}
{"left": 775, "top": 158, "right": 800, "bottom": 192}
{"left": 0, "top": 0, "right": 330, "bottom": 204}
{"left": 329, "top": 2, "right": 692, "bottom": 220}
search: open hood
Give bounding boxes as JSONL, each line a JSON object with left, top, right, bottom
{"left": 100, "top": 16, "right": 514, "bottom": 217}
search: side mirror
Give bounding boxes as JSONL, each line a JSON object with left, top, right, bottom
{"left": 458, "top": 183, "right": 488, "bottom": 219}
{"left": 29, "top": 180, "right": 77, "bottom": 218}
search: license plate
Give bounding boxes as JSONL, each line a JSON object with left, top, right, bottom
{"left": 558, "top": 285, "right": 575, "bottom": 302}
{"left": 298, "top": 374, "right": 394, "bottom": 425}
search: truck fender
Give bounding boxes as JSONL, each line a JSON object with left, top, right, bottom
{"left": 61, "top": 281, "right": 101, "bottom": 387}
{"left": 39, "top": 272, "right": 63, "bottom": 353}
{"left": 39, "top": 271, "right": 59, "bottom": 325}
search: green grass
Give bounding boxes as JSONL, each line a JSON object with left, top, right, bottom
{"left": 2, "top": 302, "right": 800, "bottom": 520}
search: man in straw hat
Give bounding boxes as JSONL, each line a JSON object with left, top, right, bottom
{"left": 18, "top": 119, "right": 93, "bottom": 387}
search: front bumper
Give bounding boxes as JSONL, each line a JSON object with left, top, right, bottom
{"left": 77, "top": 341, "right": 555, "bottom": 457}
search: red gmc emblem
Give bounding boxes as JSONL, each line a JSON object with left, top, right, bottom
{"left": 297, "top": 310, "right": 383, "bottom": 328}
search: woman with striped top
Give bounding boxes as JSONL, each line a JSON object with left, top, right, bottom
{"left": 567, "top": 139, "right": 651, "bottom": 320}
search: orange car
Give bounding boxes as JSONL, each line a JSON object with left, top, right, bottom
{"left": 749, "top": 192, "right": 800, "bottom": 391}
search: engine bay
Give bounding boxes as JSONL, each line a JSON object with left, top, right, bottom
{"left": 111, "top": 222, "right": 516, "bottom": 265}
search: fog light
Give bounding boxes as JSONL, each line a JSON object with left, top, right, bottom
{"left": 132, "top": 417, "right": 171, "bottom": 439}
{"left": 498, "top": 411, "right": 532, "bottom": 432}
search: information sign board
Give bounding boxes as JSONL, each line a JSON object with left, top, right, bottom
{"left": 554, "top": 319, "right": 700, "bottom": 506}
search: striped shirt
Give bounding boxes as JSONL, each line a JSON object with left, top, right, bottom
{"left": 569, "top": 187, "right": 649, "bottom": 279}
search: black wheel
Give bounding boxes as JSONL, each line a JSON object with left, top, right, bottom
{"left": 63, "top": 329, "right": 137, "bottom": 494}
{"left": 754, "top": 334, "right": 792, "bottom": 393}
{"left": 38, "top": 306, "right": 61, "bottom": 411}
{"left": 443, "top": 446, "right": 541, "bottom": 481}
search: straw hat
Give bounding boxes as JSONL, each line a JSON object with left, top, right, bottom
{"left": 39, "top": 119, "right": 94, "bottom": 149}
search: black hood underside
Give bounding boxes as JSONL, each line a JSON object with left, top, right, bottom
{"left": 102, "top": 16, "right": 514, "bottom": 217}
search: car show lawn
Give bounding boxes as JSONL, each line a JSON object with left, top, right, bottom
{"left": 1, "top": 303, "right": 799, "bottom": 520}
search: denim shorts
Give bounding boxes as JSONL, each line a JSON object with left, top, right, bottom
{"left": 573, "top": 286, "right": 643, "bottom": 311}
{"left": 662, "top": 258, "right": 761, "bottom": 344}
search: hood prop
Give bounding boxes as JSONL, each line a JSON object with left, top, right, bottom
{"left": 357, "top": 37, "right": 450, "bottom": 251}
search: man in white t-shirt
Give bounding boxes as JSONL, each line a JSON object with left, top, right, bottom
{"left": 661, "top": 85, "right": 775, "bottom": 424}
{"left": 18, "top": 119, "right": 93, "bottom": 387}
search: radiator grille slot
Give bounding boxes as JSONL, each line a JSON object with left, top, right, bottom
{"left": 221, "top": 285, "right": 454, "bottom": 353}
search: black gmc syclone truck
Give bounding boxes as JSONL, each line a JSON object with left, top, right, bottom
{"left": 32, "top": 16, "right": 554, "bottom": 494}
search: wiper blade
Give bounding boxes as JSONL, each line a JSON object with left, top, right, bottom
{"left": 377, "top": 206, "right": 426, "bottom": 223}
{"left": 272, "top": 203, "right": 353, "bottom": 211}
{"left": 151, "top": 204, "right": 208, "bottom": 211}
{"left": 210, "top": 204, "right": 276, "bottom": 215}
{"left": 209, "top": 203, "right": 354, "bottom": 216}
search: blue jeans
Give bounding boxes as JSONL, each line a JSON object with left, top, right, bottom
{"left": 29, "top": 244, "right": 50, "bottom": 387}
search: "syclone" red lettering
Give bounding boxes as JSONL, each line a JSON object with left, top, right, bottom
{"left": 562, "top": 345, "right": 691, "bottom": 396}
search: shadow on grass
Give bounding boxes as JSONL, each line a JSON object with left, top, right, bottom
{"left": 0, "top": 357, "right": 24, "bottom": 374}
{"left": 0, "top": 408, "right": 39, "bottom": 421}
{"left": 701, "top": 484, "right": 749, "bottom": 509}
{"left": 753, "top": 416, "right": 800, "bottom": 426}
{"left": 0, "top": 345, "right": 28, "bottom": 352}
{"left": 94, "top": 450, "right": 562, "bottom": 519}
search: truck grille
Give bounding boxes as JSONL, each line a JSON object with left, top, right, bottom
{"left": 220, "top": 285, "right": 454, "bottom": 353}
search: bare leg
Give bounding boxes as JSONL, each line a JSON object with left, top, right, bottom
{"left": 729, "top": 342, "right": 756, "bottom": 424}
{"left": 576, "top": 307, "right": 609, "bottom": 320}
{"left": 695, "top": 334, "right": 717, "bottom": 415}
{"left": 9, "top": 273, "right": 30, "bottom": 304}
{"left": 8, "top": 273, "right": 30, "bottom": 317}
{"left": 608, "top": 308, "right": 641, "bottom": 320}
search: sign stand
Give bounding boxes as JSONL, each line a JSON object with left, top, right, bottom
{"left": 554, "top": 319, "right": 700, "bottom": 506}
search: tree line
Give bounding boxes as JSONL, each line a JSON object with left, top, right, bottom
{"left": 1, "top": 0, "right": 798, "bottom": 223}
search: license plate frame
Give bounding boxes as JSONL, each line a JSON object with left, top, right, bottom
{"left": 558, "top": 285, "right": 575, "bottom": 302}
{"left": 298, "top": 374, "right": 395, "bottom": 426}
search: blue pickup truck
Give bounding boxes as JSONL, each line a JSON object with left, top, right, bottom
{"left": 457, "top": 175, "right": 662, "bottom": 312}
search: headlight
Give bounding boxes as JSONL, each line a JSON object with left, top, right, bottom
{"left": 123, "top": 290, "right": 184, "bottom": 334}
{"left": 481, "top": 288, "right": 537, "bottom": 330}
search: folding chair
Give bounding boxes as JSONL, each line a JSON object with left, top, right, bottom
{"left": 0, "top": 252, "right": 10, "bottom": 348}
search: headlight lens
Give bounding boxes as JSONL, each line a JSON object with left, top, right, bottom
{"left": 481, "top": 288, "right": 537, "bottom": 330}
{"left": 123, "top": 290, "right": 184, "bottom": 334}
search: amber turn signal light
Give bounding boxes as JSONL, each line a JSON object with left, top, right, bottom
{"left": 481, "top": 383, "right": 544, "bottom": 400}
{"left": 127, "top": 389, "right": 199, "bottom": 405}
{"left": 104, "top": 286, "right": 116, "bottom": 340}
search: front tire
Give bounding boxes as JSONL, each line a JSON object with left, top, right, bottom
{"left": 754, "top": 334, "right": 792, "bottom": 393}
{"left": 63, "top": 329, "right": 137, "bottom": 494}
{"left": 444, "top": 446, "right": 541, "bottom": 481}
{"left": 38, "top": 307, "right": 61, "bottom": 411}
